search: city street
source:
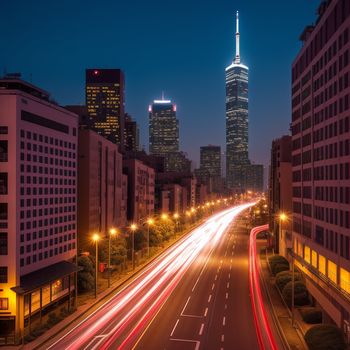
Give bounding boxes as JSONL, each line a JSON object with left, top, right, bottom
{"left": 44, "top": 204, "right": 260, "bottom": 350}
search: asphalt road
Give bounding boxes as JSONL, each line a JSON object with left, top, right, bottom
{"left": 133, "top": 215, "right": 259, "bottom": 350}
{"left": 45, "top": 204, "right": 255, "bottom": 350}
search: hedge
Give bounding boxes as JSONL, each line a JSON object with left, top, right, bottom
{"left": 300, "top": 307, "right": 322, "bottom": 324}
{"left": 282, "top": 281, "right": 309, "bottom": 307}
{"left": 276, "top": 271, "right": 302, "bottom": 291}
{"left": 305, "top": 324, "right": 346, "bottom": 350}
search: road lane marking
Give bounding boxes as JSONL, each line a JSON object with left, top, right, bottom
{"left": 170, "top": 339, "right": 200, "bottom": 350}
{"left": 222, "top": 316, "right": 226, "bottom": 326}
{"left": 181, "top": 296, "right": 191, "bottom": 315}
{"left": 228, "top": 273, "right": 230, "bottom": 279}
{"left": 215, "top": 274, "right": 218, "bottom": 280}
{"left": 225, "top": 292, "right": 228, "bottom": 299}
{"left": 170, "top": 319, "right": 180, "bottom": 337}
{"left": 204, "top": 307, "right": 208, "bottom": 317}
{"left": 199, "top": 323, "right": 204, "bottom": 335}
{"left": 208, "top": 294, "right": 212, "bottom": 303}
{"left": 225, "top": 304, "right": 227, "bottom": 309}
{"left": 221, "top": 334, "right": 225, "bottom": 342}
{"left": 227, "top": 282, "right": 230, "bottom": 289}
{"left": 211, "top": 283, "right": 215, "bottom": 290}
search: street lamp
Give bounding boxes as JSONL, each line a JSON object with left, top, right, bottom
{"left": 92, "top": 233, "right": 100, "bottom": 298}
{"left": 108, "top": 228, "right": 117, "bottom": 288}
{"left": 130, "top": 224, "right": 137, "bottom": 270}
{"left": 161, "top": 213, "right": 168, "bottom": 220}
{"left": 146, "top": 218, "right": 154, "bottom": 258}
{"left": 173, "top": 213, "right": 179, "bottom": 236}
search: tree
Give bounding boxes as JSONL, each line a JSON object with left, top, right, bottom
{"left": 305, "top": 324, "right": 346, "bottom": 350}
{"left": 77, "top": 255, "right": 95, "bottom": 292}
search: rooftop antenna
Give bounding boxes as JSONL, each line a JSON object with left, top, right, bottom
{"left": 235, "top": 11, "right": 240, "bottom": 64}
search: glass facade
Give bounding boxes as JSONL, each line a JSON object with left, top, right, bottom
{"left": 225, "top": 64, "right": 249, "bottom": 191}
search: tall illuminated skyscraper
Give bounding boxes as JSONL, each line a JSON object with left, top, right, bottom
{"left": 225, "top": 11, "right": 250, "bottom": 192}
{"left": 85, "top": 69, "right": 125, "bottom": 148}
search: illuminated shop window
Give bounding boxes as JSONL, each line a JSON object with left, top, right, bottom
{"left": 340, "top": 268, "right": 350, "bottom": 294}
{"left": 304, "top": 246, "right": 311, "bottom": 264}
{"left": 311, "top": 250, "right": 317, "bottom": 268}
{"left": 319, "top": 255, "right": 326, "bottom": 275}
{"left": 327, "top": 260, "right": 337, "bottom": 284}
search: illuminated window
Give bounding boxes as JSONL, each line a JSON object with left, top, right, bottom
{"left": 340, "top": 268, "right": 350, "bottom": 294}
{"left": 319, "top": 255, "right": 326, "bottom": 275}
{"left": 0, "top": 298, "right": 8, "bottom": 310}
{"left": 297, "top": 241, "right": 303, "bottom": 257}
{"left": 311, "top": 250, "right": 317, "bottom": 268}
{"left": 304, "top": 246, "right": 311, "bottom": 263}
{"left": 327, "top": 260, "right": 337, "bottom": 284}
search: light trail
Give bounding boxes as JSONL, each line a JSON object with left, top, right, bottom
{"left": 48, "top": 204, "right": 254, "bottom": 350}
{"left": 249, "top": 224, "right": 278, "bottom": 350}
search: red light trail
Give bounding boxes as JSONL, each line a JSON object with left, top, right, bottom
{"left": 249, "top": 224, "right": 278, "bottom": 350}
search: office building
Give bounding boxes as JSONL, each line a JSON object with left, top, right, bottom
{"left": 149, "top": 97, "right": 179, "bottom": 156}
{"left": 199, "top": 145, "right": 222, "bottom": 193}
{"left": 268, "top": 135, "right": 292, "bottom": 256}
{"left": 225, "top": 12, "right": 250, "bottom": 192}
{"left": 86, "top": 69, "right": 125, "bottom": 147}
{"left": 77, "top": 129, "right": 125, "bottom": 252}
{"left": 291, "top": 0, "right": 350, "bottom": 332}
{"left": 124, "top": 113, "right": 139, "bottom": 152}
{"left": 0, "top": 77, "right": 78, "bottom": 342}
{"left": 123, "top": 159, "right": 155, "bottom": 222}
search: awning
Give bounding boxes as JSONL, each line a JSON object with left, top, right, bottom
{"left": 11, "top": 261, "right": 81, "bottom": 295}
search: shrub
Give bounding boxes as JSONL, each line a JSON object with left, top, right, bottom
{"left": 271, "top": 263, "right": 289, "bottom": 276}
{"left": 305, "top": 324, "right": 346, "bottom": 350}
{"left": 276, "top": 271, "right": 301, "bottom": 291}
{"left": 268, "top": 255, "right": 289, "bottom": 265}
{"left": 300, "top": 308, "right": 322, "bottom": 324}
{"left": 47, "top": 312, "right": 62, "bottom": 327}
{"left": 282, "top": 281, "right": 309, "bottom": 307}
{"left": 77, "top": 255, "right": 95, "bottom": 292}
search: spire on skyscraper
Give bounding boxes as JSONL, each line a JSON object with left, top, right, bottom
{"left": 235, "top": 11, "right": 240, "bottom": 64}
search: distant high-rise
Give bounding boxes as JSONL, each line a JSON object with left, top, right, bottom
{"left": 225, "top": 11, "right": 250, "bottom": 192}
{"left": 149, "top": 96, "right": 179, "bottom": 155}
{"left": 85, "top": 69, "right": 125, "bottom": 147}
{"left": 200, "top": 145, "right": 221, "bottom": 178}
{"left": 124, "top": 113, "right": 139, "bottom": 152}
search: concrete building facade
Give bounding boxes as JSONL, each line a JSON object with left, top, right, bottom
{"left": 291, "top": 0, "right": 350, "bottom": 334}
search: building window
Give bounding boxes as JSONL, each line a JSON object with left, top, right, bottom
{"left": 0, "top": 141, "right": 8, "bottom": 162}
{"left": 0, "top": 298, "right": 8, "bottom": 310}
{"left": 0, "top": 233, "right": 7, "bottom": 255}
{"left": 340, "top": 268, "right": 350, "bottom": 294}
{"left": 327, "top": 260, "right": 337, "bottom": 284}
{"left": 319, "top": 255, "right": 326, "bottom": 276}
{"left": 0, "top": 266, "right": 8, "bottom": 283}
{"left": 0, "top": 203, "right": 7, "bottom": 220}
{"left": 0, "top": 127, "right": 8, "bottom": 135}
{"left": 0, "top": 173, "right": 8, "bottom": 195}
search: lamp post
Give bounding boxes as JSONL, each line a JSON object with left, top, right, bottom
{"left": 92, "top": 233, "right": 100, "bottom": 298}
{"left": 173, "top": 213, "right": 179, "bottom": 236}
{"left": 130, "top": 224, "right": 137, "bottom": 270}
{"left": 108, "top": 228, "right": 117, "bottom": 288}
{"left": 146, "top": 218, "right": 154, "bottom": 258}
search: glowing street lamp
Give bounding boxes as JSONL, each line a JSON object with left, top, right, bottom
{"left": 92, "top": 233, "right": 100, "bottom": 298}
{"left": 108, "top": 228, "right": 117, "bottom": 288}
{"left": 173, "top": 213, "right": 179, "bottom": 235}
{"left": 146, "top": 218, "right": 154, "bottom": 258}
{"left": 161, "top": 213, "right": 168, "bottom": 220}
{"left": 130, "top": 224, "right": 137, "bottom": 270}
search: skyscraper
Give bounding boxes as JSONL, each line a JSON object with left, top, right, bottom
{"left": 200, "top": 145, "right": 221, "bottom": 178}
{"left": 225, "top": 11, "right": 250, "bottom": 192}
{"left": 85, "top": 69, "right": 125, "bottom": 147}
{"left": 124, "top": 113, "right": 140, "bottom": 152}
{"left": 149, "top": 96, "right": 179, "bottom": 155}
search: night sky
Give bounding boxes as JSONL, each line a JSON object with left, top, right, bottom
{"left": 1, "top": 0, "right": 319, "bottom": 171}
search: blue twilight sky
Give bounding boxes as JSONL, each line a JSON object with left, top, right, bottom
{"left": 0, "top": 0, "right": 319, "bottom": 169}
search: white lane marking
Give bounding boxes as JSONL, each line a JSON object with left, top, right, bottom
{"left": 170, "top": 319, "right": 180, "bottom": 337}
{"left": 230, "top": 259, "right": 233, "bottom": 263}
{"left": 181, "top": 296, "right": 191, "bottom": 315}
{"left": 221, "top": 334, "right": 225, "bottom": 342}
{"left": 228, "top": 273, "right": 231, "bottom": 279}
{"left": 170, "top": 339, "right": 200, "bottom": 350}
{"left": 231, "top": 251, "right": 234, "bottom": 256}
{"left": 211, "top": 283, "right": 215, "bottom": 290}
{"left": 199, "top": 323, "right": 205, "bottom": 335}
{"left": 222, "top": 316, "right": 226, "bottom": 326}
{"left": 225, "top": 293, "right": 228, "bottom": 299}
{"left": 227, "top": 282, "right": 230, "bottom": 289}
{"left": 225, "top": 304, "right": 227, "bottom": 309}
{"left": 215, "top": 274, "right": 218, "bottom": 280}
{"left": 208, "top": 294, "right": 212, "bottom": 303}
{"left": 204, "top": 307, "right": 208, "bottom": 317}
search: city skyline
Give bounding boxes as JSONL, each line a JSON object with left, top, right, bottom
{"left": 0, "top": 0, "right": 318, "bottom": 169}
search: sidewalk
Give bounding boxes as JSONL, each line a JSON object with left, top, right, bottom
{"left": 259, "top": 247, "right": 308, "bottom": 350}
